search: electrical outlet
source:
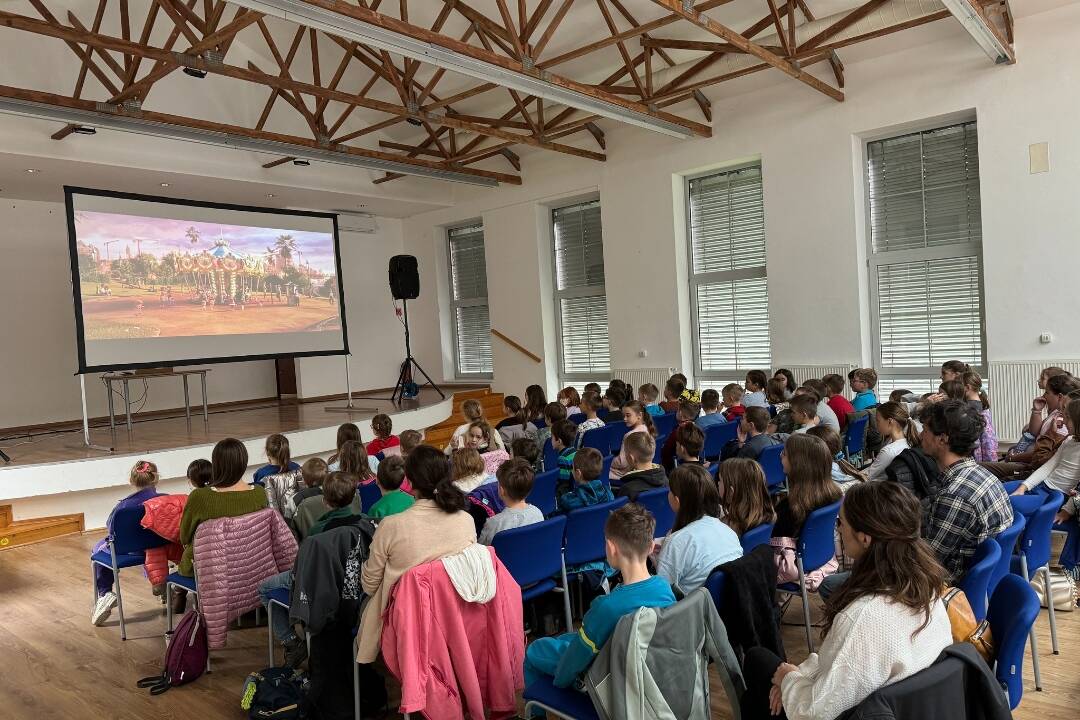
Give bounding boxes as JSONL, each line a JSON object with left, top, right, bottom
{"left": 1040, "top": 333, "right": 1053, "bottom": 344}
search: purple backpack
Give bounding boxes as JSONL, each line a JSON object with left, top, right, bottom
{"left": 137, "top": 609, "right": 208, "bottom": 694}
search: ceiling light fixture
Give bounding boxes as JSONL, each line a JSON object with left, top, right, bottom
{"left": 0, "top": 96, "right": 499, "bottom": 186}
{"left": 228, "top": 0, "right": 699, "bottom": 139}
{"left": 25, "top": 168, "right": 39, "bottom": 173}
{"left": 266, "top": 193, "right": 276, "bottom": 198}
{"left": 292, "top": 159, "right": 311, "bottom": 167}
{"left": 160, "top": 182, "right": 170, "bottom": 187}
{"left": 72, "top": 125, "right": 97, "bottom": 135}
{"left": 940, "top": 0, "right": 1013, "bottom": 64}
{"left": 182, "top": 67, "right": 209, "bottom": 79}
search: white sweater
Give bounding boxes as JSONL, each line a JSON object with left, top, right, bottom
{"left": 1022, "top": 436, "right": 1080, "bottom": 493}
{"left": 781, "top": 593, "right": 952, "bottom": 720}
{"left": 865, "top": 438, "right": 909, "bottom": 481}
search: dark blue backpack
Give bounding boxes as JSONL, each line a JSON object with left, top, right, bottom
{"left": 241, "top": 667, "right": 308, "bottom": 719}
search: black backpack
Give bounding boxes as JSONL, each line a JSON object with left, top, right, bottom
{"left": 886, "top": 447, "right": 944, "bottom": 527}
{"left": 241, "top": 667, "right": 308, "bottom": 719}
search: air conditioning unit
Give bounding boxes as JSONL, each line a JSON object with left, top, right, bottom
{"left": 335, "top": 212, "right": 379, "bottom": 234}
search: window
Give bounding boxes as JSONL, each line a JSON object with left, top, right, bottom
{"left": 552, "top": 200, "right": 609, "bottom": 381}
{"left": 867, "top": 121, "right": 985, "bottom": 387}
{"left": 447, "top": 223, "right": 492, "bottom": 377}
{"left": 686, "top": 164, "right": 770, "bottom": 380}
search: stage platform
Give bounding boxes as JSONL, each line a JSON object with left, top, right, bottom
{"left": 0, "top": 387, "right": 473, "bottom": 509}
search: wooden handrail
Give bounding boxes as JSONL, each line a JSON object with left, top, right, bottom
{"left": 490, "top": 328, "right": 542, "bottom": 364}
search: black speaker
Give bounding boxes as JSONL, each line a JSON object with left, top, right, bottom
{"left": 389, "top": 255, "right": 419, "bottom": 300}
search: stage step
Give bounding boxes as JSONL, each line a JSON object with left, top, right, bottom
{"left": 0, "top": 507, "right": 85, "bottom": 550}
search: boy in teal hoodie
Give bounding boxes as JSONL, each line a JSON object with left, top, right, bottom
{"left": 556, "top": 448, "right": 613, "bottom": 513}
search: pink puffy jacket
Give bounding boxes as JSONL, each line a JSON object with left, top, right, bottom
{"left": 141, "top": 494, "right": 187, "bottom": 586}
{"left": 192, "top": 508, "right": 297, "bottom": 649}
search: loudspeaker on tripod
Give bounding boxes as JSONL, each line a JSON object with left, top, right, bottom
{"left": 388, "top": 255, "right": 419, "bottom": 300}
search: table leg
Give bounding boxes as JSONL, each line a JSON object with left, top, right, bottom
{"left": 106, "top": 379, "right": 116, "bottom": 433}
{"left": 123, "top": 379, "right": 132, "bottom": 432}
{"left": 201, "top": 372, "right": 209, "bottom": 425}
{"left": 183, "top": 375, "right": 191, "bottom": 425}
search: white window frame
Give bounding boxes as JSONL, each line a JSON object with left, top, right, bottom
{"left": 865, "top": 121, "right": 987, "bottom": 388}
{"left": 685, "top": 162, "right": 771, "bottom": 382}
{"left": 447, "top": 222, "right": 492, "bottom": 379}
{"left": 551, "top": 199, "right": 609, "bottom": 384}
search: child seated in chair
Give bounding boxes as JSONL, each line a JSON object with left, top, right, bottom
{"left": 638, "top": 383, "right": 664, "bottom": 417}
{"left": 721, "top": 383, "right": 746, "bottom": 422}
{"left": 574, "top": 391, "right": 606, "bottom": 448}
{"left": 366, "top": 413, "right": 400, "bottom": 457}
{"left": 253, "top": 433, "right": 301, "bottom": 486}
{"left": 523, "top": 504, "right": 675, "bottom": 706}
{"left": 614, "top": 432, "right": 668, "bottom": 501}
{"left": 368, "top": 456, "right": 414, "bottom": 519}
{"left": 696, "top": 389, "right": 726, "bottom": 430}
{"left": 479, "top": 458, "right": 544, "bottom": 545}
{"left": 674, "top": 422, "right": 707, "bottom": 467}
{"left": 661, "top": 398, "right": 700, "bottom": 472}
{"left": 556, "top": 448, "right": 613, "bottom": 513}
{"left": 551, "top": 419, "right": 579, "bottom": 497}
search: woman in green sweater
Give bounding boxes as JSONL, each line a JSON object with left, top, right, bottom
{"left": 175, "top": 438, "right": 268, "bottom": 611}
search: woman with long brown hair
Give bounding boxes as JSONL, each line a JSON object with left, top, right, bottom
{"left": 743, "top": 482, "right": 952, "bottom": 720}
{"left": 718, "top": 458, "right": 776, "bottom": 536}
{"left": 772, "top": 434, "right": 842, "bottom": 539}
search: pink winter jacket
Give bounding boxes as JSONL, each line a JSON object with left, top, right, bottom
{"left": 192, "top": 508, "right": 297, "bottom": 649}
{"left": 380, "top": 547, "right": 525, "bottom": 720}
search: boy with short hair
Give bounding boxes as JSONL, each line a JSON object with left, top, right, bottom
{"left": 822, "top": 374, "right": 855, "bottom": 430}
{"left": 638, "top": 383, "right": 664, "bottom": 417}
{"left": 851, "top": 368, "right": 880, "bottom": 411}
{"left": 696, "top": 388, "right": 727, "bottom": 431}
{"left": 479, "top": 458, "right": 544, "bottom": 545}
{"left": 551, "top": 419, "right": 579, "bottom": 496}
{"left": 732, "top": 406, "right": 783, "bottom": 460}
{"left": 368, "top": 455, "right": 414, "bottom": 519}
{"left": 523, "top": 504, "right": 676, "bottom": 703}
{"left": 674, "top": 422, "right": 706, "bottom": 466}
{"left": 800, "top": 379, "right": 841, "bottom": 433}
{"left": 398, "top": 429, "right": 423, "bottom": 457}
{"left": 538, "top": 402, "right": 568, "bottom": 468}
{"left": 614, "top": 432, "right": 667, "bottom": 501}
{"left": 557, "top": 447, "right": 614, "bottom": 512}
{"left": 661, "top": 399, "right": 700, "bottom": 472}
{"left": 601, "top": 386, "right": 625, "bottom": 422}
{"left": 366, "top": 413, "right": 400, "bottom": 456}
{"left": 292, "top": 457, "right": 329, "bottom": 510}
{"left": 574, "top": 391, "right": 606, "bottom": 448}
{"left": 309, "top": 471, "right": 362, "bottom": 535}
{"left": 743, "top": 370, "right": 769, "bottom": 408}
{"left": 721, "top": 383, "right": 746, "bottom": 422}
{"left": 511, "top": 437, "right": 541, "bottom": 470}
{"left": 583, "top": 382, "right": 602, "bottom": 395}
{"left": 790, "top": 393, "right": 820, "bottom": 434}
{"left": 659, "top": 377, "right": 685, "bottom": 413}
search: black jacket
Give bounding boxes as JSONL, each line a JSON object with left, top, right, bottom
{"left": 615, "top": 465, "right": 668, "bottom": 501}
{"left": 289, "top": 517, "right": 375, "bottom": 635}
{"left": 715, "top": 544, "right": 785, "bottom": 659}
{"left": 885, "top": 447, "right": 943, "bottom": 530}
{"left": 838, "top": 643, "right": 1012, "bottom": 720}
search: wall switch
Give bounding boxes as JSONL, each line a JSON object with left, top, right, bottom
{"left": 638, "top": 349, "right": 648, "bottom": 358}
{"left": 1040, "top": 333, "right": 1053, "bottom": 344}
{"left": 1030, "top": 142, "right": 1050, "bottom": 174}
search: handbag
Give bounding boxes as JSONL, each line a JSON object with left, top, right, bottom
{"left": 136, "top": 608, "right": 209, "bottom": 694}
{"left": 942, "top": 587, "right": 994, "bottom": 662}
{"left": 1030, "top": 568, "right": 1078, "bottom": 611}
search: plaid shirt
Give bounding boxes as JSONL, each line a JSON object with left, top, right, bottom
{"left": 925, "top": 457, "right": 1014, "bottom": 581}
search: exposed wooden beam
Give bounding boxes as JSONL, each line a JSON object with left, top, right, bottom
{"left": 26, "top": 1, "right": 121, "bottom": 96}
{"left": 584, "top": 121, "right": 605, "bottom": 150}
{"left": 641, "top": 37, "right": 743, "bottom": 53}
{"left": 499, "top": 148, "right": 521, "bottom": 171}
{"left": 943, "top": 0, "right": 1015, "bottom": 64}
{"left": 797, "top": 0, "right": 889, "bottom": 53}
{"left": 71, "top": 0, "right": 110, "bottom": 100}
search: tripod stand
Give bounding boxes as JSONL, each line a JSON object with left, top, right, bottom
{"left": 392, "top": 299, "right": 444, "bottom": 405}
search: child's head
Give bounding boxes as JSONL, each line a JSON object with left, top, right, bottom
{"left": 609, "top": 378, "right": 628, "bottom": 394}
{"left": 700, "top": 388, "right": 720, "bottom": 412}
{"left": 265, "top": 433, "right": 291, "bottom": 468}
{"left": 451, "top": 448, "right": 485, "bottom": 481}
{"left": 495, "top": 457, "right": 534, "bottom": 504}
{"left": 940, "top": 360, "right": 971, "bottom": 383}
{"left": 671, "top": 373, "right": 688, "bottom": 387}
{"left": 376, "top": 455, "right": 406, "bottom": 492}
{"left": 339, "top": 440, "right": 374, "bottom": 480}
{"left": 186, "top": 458, "right": 212, "bottom": 489}
{"left": 888, "top": 388, "right": 912, "bottom": 403}
{"left": 130, "top": 459, "right": 160, "bottom": 488}
{"left": 638, "top": 383, "right": 660, "bottom": 404}
{"left": 663, "top": 377, "right": 685, "bottom": 402}
{"left": 852, "top": 368, "right": 878, "bottom": 391}
{"left": 668, "top": 464, "right": 720, "bottom": 532}
{"left": 465, "top": 421, "right": 495, "bottom": 451}
{"left": 604, "top": 502, "right": 655, "bottom": 567}
{"left": 806, "top": 425, "right": 842, "bottom": 457}
{"left": 674, "top": 422, "right": 704, "bottom": 459}
{"left": 524, "top": 385, "right": 547, "bottom": 418}
{"left": 572, "top": 447, "right": 603, "bottom": 484}
{"left": 301, "top": 457, "right": 329, "bottom": 488}
{"left": 323, "top": 471, "right": 358, "bottom": 510}
{"left": 503, "top": 394, "right": 523, "bottom": 417}
{"left": 773, "top": 369, "right": 797, "bottom": 394}
{"left": 551, "top": 419, "right": 577, "bottom": 451}
{"left": 822, "top": 373, "right": 846, "bottom": 398}
{"left": 557, "top": 386, "right": 581, "bottom": 410}
{"left": 742, "top": 406, "right": 770, "bottom": 435}
{"left": 580, "top": 390, "right": 602, "bottom": 415}
{"left": 622, "top": 431, "right": 656, "bottom": 467}
{"left": 789, "top": 393, "right": 818, "bottom": 425}
{"left": 621, "top": 400, "right": 656, "bottom": 435}
{"left": 371, "top": 413, "right": 393, "bottom": 440}
{"left": 511, "top": 437, "right": 540, "bottom": 466}
{"left": 543, "top": 401, "right": 568, "bottom": 426}
{"left": 745, "top": 370, "right": 768, "bottom": 393}
{"left": 583, "top": 382, "right": 602, "bottom": 395}
{"left": 677, "top": 398, "right": 701, "bottom": 423}
{"left": 782, "top": 434, "right": 841, "bottom": 526}
{"left": 461, "top": 399, "right": 484, "bottom": 422}
{"left": 801, "top": 378, "right": 828, "bottom": 402}
{"left": 938, "top": 379, "right": 966, "bottom": 401}
{"left": 718, "top": 458, "right": 774, "bottom": 536}
{"left": 722, "top": 383, "right": 744, "bottom": 407}
{"left": 766, "top": 377, "right": 789, "bottom": 405}
{"left": 603, "top": 386, "right": 625, "bottom": 410}
{"left": 794, "top": 385, "right": 821, "bottom": 404}
{"left": 399, "top": 429, "right": 423, "bottom": 455}
{"left": 962, "top": 371, "right": 989, "bottom": 410}
{"left": 335, "top": 423, "right": 361, "bottom": 452}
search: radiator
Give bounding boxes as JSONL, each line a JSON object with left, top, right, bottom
{"left": 783, "top": 364, "right": 857, "bottom": 398}
{"left": 612, "top": 367, "right": 677, "bottom": 391}
{"left": 989, "top": 360, "right": 1080, "bottom": 442}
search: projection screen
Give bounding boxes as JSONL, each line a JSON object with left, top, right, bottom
{"left": 65, "top": 187, "right": 348, "bottom": 372}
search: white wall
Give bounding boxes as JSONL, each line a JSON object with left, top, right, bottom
{"left": 402, "top": 4, "right": 1080, "bottom": 396}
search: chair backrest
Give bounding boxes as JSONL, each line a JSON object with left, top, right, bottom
{"left": 653, "top": 435, "right": 667, "bottom": 464}
{"left": 582, "top": 425, "right": 611, "bottom": 453}
{"left": 527, "top": 468, "right": 560, "bottom": 516}
{"left": 1020, "top": 491, "right": 1064, "bottom": 574}
{"left": 606, "top": 421, "right": 629, "bottom": 455}
{"left": 988, "top": 513, "right": 1025, "bottom": 596}
{"left": 797, "top": 500, "right": 842, "bottom": 572}
{"left": 493, "top": 515, "right": 567, "bottom": 588}
{"left": 601, "top": 455, "right": 614, "bottom": 487}
{"left": 563, "top": 497, "right": 629, "bottom": 566}
{"left": 543, "top": 438, "right": 558, "bottom": 474}
{"left": 987, "top": 573, "right": 1041, "bottom": 709}
{"left": 703, "top": 569, "right": 725, "bottom": 613}
{"left": 568, "top": 412, "right": 587, "bottom": 425}
{"left": 702, "top": 422, "right": 738, "bottom": 460}
{"left": 533, "top": 419, "right": 547, "bottom": 430}
{"left": 636, "top": 486, "right": 675, "bottom": 537}
{"left": 654, "top": 412, "right": 678, "bottom": 437}
{"left": 111, "top": 505, "right": 171, "bottom": 555}
{"left": 959, "top": 538, "right": 1001, "bottom": 623}
{"left": 757, "top": 444, "right": 786, "bottom": 490}
{"left": 845, "top": 415, "right": 869, "bottom": 458}
{"left": 740, "top": 522, "right": 774, "bottom": 555}
{"left": 358, "top": 481, "right": 383, "bottom": 514}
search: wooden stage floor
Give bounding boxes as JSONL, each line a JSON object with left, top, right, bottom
{"left": 1, "top": 531, "right": 1077, "bottom": 719}
{"left": 0, "top": 387, "right": 475, "bottom": 469}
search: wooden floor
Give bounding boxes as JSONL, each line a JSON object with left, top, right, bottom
{"left": 2, "top": 532, "right": 1078, "bottom": 719}
{"left": 0, "top": 386, "right": 478, "bottom": 468}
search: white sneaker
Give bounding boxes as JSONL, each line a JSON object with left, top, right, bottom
{"left": 92, "top": 592, "right": 118, "bottom": 626}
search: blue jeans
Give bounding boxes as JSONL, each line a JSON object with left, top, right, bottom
{"left": 524, "top": 633, "right": 575, "bottom": 718}
{"left": 258, "top": 570, "right": 296, "bottom": 643}
{"left": 818, "top": 571, "right": 850, "bottom": 601}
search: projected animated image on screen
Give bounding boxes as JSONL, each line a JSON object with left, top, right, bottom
{"left": 75, "top": 212, "right": 341, "bottom": 340}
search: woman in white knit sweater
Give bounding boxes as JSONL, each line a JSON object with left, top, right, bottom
{"left": 742, "top": 481, "right": 953, "bottom": 720}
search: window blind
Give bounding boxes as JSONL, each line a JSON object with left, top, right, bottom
{"left": 687, "top": 164, "right": 770, "bottom": 377}
{"left": 448, "top": 224, "right": 492, "bottom": 376}
{"left": 552, "top": 200, "right": 609, "bottom": 378}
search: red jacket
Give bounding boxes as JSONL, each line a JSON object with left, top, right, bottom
{"left": 381, "top": 547, "right": 525, "bottom": 719}
{"left": 140, "top": 494, "right": 187, "bottom": 586}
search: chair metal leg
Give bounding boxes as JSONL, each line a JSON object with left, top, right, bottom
{"left": 353, "top": 635, "right": 361, "bottom": 720}
{"left": 1042, "top": 565, "right": 1059, "bottom": 654}
{"left": 560, "top": 555, "right": 573, "bottom": 633}
{"left": 166, "top": 583, "right": 174, "bottom": 633}
{"left": 1020, "top": 555, "right": 1042, "bottom": 691}
{"left": 110, "top": 545, "right": 127, "bottom": 641}
{"left": 797, "top": 556, "right": 814, "bottom": 653}
{"left": 89, "top": 561, "right": 97, "bottom": 613}
{"left": 267, "top": 602, "right": 276, "bottom": 667}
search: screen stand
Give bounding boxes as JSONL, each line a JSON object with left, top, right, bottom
{"left": 326, "top": 356, "right": 378, "bottom": 414}
{"left": 76, "top": 374, "right": 114, "bottom": 453}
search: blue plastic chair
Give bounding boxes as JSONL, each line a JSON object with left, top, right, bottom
{"left": 845, "top": 415, "right": 869, "bottom": 463}
{"left": 959, "top": 539, "right": 1001, "bottom": 623}
{"left": 568, "top": 412, "right": 587, "bottom": 425}
{"left": 533, "top": 419, "right": 547, "bottom": 430}
{"left": 703, "top": 568, "right": 726, "bottom": 613}
{"left": 636, "top": 486, "right": 675, "bottom": 537}
{"left": 987, "top": 573, "right": 1040, "bottom": 709}
{"left": 527, "top": 468, "right": 560, "bottom": 516}
{"left": 523, "top": 675, "right": 600, "bottom": 720}
{"left": 757, "top": 444, "right": 786, "bottom": 491}
{"left": 654, "top": 412, "right": 678, "bottom": 438}
{"left": 989, "top": 512, "right": 1026, "bottom": 597}
{"left": 600, "top": 455, "right": 614, "bottom": 487}
{"left": 653, "top": 435, "right": 667, "bottom": 464}
{"left": 165, "top": 570, "right": 199, "bottom": 633}
{"left": 606, "top": 421, "right": 629, "bottom": 455}
{"left": 265, "top": 585, "right": 297, "bottom": 666}
{"left": 702, "top": 422, "right": 738, "bottom": 460}
{"left": 740, "top": 522, "right": 775, "bottom": 554}
{"left": 89, "top": 505, "right": 170, "bottom": 640}
{"left": 581, "top": 425, "right": 611, "bottom": 454}
{"left": 358, "top": 481, "right": 382, "bottom": 514}
{"left": 493, "top": 515, "right": 572, "bottom": 632}
{"left": 564, "top": 498, "right": 629, "bottom": 569}
{"left": 543, "top": 438, "right": 559, "bottom": 474}
{"left": 777, "top": 499, "right": 843, "bottom": 652}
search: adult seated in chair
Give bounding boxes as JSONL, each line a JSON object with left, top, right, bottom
{"left": 742, "top": 482, "right": 953, "bottom": 720}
